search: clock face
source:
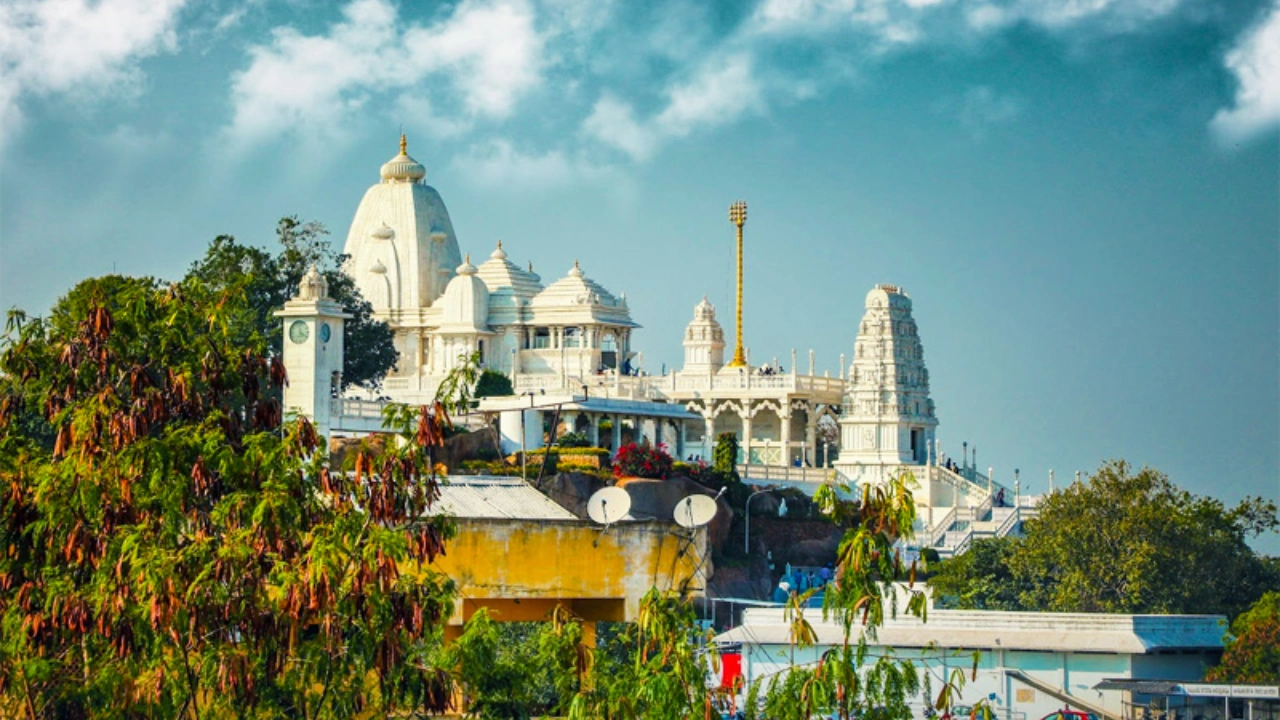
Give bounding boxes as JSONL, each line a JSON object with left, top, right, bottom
{"left": 289, "top": 320, "right": 310, "bottom": 344}
{"left": 319, "top": 322, "right": 332, "bottom": 343}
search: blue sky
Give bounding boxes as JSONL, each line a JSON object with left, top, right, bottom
{"left": 1, "top": 0, "right": 1277, "bottom": 549}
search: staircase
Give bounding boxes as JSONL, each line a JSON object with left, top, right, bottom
{"left": 929, "top": 493, "right": 1042, "bottom": 559}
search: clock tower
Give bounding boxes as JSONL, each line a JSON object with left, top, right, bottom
{"left": 275, "top": 266, "right": 351, "bottom": 439}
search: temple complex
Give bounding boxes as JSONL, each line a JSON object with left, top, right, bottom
{"left": 279, "top": 136, "right": 1036, "bottom": 552}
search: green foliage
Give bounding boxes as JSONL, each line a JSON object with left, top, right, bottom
{"left": 569, "top": 588, "right": 722, "bottom": 720}
{"left": 457, "top": 460, "right": 523, "bottom": 476}
{"left": 474, "top": 369, "right": 514, "bottom": 399}
{"left": 1207, "top": 592, "right": 1280, "bottom": 684}
{"left": 556, "top": 431, "right": 591, "bottom": 448}
{"left": 527, "top": 446, "right": 610, "bottom": 457}
{"left": 928, "top": 538, "right": 1028, "bottom": 610}
{"left": 433, "top": 351, "right": 482, "bottom": 417}
{"left": 185, "top": 217, "right": 398, "bottom": 391}
{"left": 672, "top": 460, "right": 716, "bottom": 486}
{"left": 0, "top": 273, "right": 457, "bottom": 719}
{"left": 713, "top": 432, "right": 741, "bottom": 485}
{"left": 928, "top": 461, "right": 1279, "bottom": 619}
{"left": 448, "top": 609, "right": 584, "bottom": 719}
{"left": 1023, "top": 461, "right": 1275, "bottom": 617}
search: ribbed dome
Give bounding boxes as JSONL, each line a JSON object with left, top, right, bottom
{"left": 457, "top": 253, "right": 477, "bottom": 275}
{"left": 370, "top": 223, "right": 395, "bottom": 240}
{"left": 380, "top": 134, "right": 426, "bottom": 183}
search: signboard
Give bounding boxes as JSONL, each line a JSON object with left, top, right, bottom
{"left": 1182, "top": 685, "right": 1233, "bottom": 697}
{"left": 1230, "top": 686, "right": 1280, "bottom": 699}
{"left": 1180, "top": 684, "right": 1280, "bottom": 699}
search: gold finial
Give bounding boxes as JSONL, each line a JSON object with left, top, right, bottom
{"left": 728, "top": 200, "right": 748, "bottom": 367}
{"left": 497, "top": 239, "right": 503, "bottom": 250}
{"left": 399, "top": 133, "right": 407, "bottom": 155}
{"left": 465, "top": 253, "right": 471, "bottom": 264}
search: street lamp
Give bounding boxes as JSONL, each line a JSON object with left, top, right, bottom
{"left": 744, "top": 488, "right": 783, "bottom": 554}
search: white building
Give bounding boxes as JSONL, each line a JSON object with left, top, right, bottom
{"left": 716, "top": 607, "right": 1227, "bottom": 720}
{"left": 341, "top": 136, "right": 640, "bottom": 403}
{"left": 277, "top": 136, "right": 1037, "bottom": 552}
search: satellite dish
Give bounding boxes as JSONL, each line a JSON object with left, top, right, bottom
{"left": 673, "top": 494, "right": 718, "bottom": 529}
{"left": 587, "top": 486, "right": 631, "bottom": 526}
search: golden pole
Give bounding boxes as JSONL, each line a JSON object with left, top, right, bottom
{"left": 728, "top": 200, "right": 748, "bottom": 367}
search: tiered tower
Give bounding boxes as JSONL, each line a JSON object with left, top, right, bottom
{"left": 837, "top": 285, "right": 937, "bottom": 473}
{"left": 682, "top": 297, "right": 726, "bottom": 374}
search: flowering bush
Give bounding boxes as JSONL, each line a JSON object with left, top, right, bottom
{"left": 612, "top": 442, "right": 674, "bottom": 480}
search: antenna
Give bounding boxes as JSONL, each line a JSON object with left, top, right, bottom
{"left": 673, "top": 493, "right": 718, "bottom": 530}
{"left": 587, "top": 486, "right": 632, "bottom": 547}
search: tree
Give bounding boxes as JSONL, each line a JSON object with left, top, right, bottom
{"left": 447, "top": 610, "right": 583, "bottom": 719}
{"left": 713, "top": 432, "right": 741, "bottom": 485}
{"left": 929, "top": 461, "right": 1279, "bottom": 619}
{"left": 927, "top": 537, "right": 1027, "bottom": 611}
{"left": 473, "top": 369, "right": 514, "bottom": 399}
{"left": 0, "top": 273, "right": 457, "bottom": 718}
{"left": 1207, "top": 592, "right": 1280, "bottom": 684}
{"left": 185, "top": 216, "right": 398, "bottom": 392}
{"left": 1014, "top": 461, "right": 1278, "bottom": 618}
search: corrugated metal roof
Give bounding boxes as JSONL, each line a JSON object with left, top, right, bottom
{"left": 714, "top": 608, "right": 1226, "bottom": 654}
{"left": 434, "top": 476, "right": 577, "bottom": 520}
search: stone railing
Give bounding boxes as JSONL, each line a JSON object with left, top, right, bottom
{"left": 927, "top": 506, "right": 959, "bottom": 547}
{"left": 667, "top": 372, "right": 846, "bottom": 396}
{"left": 736, "top": 464, "right": 844, "bottom": 485}
{"left": 332, "top": 397, "right": 390, "bottom": 420}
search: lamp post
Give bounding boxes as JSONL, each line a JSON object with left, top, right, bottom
{"left": 745, "top": 488, "right": 779, "bottom": 555}
{"left": 728, "top": 200, "right": 748, "bottom": 368}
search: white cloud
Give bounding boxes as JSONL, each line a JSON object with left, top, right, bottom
{"left": 747, "top": 0, "right": 1191, "bottom": 46}
{"left": 585, "top": 53, "right": 764, "bottom": 161}
{"left": 656, "top": 54, "right": 764, "bottom": 137}
{"left": 0, "top": 0, "right": 187, "bottom": 148}
{"left": 225, "top": 0, "right": 543, "bottom": 149}
{"left": 453, "top": 137, "right": 618, "bottom": 190}
{"left": 1211, "top": 1, "right": 1280, "bottom": 145}
{"left": 583, "top": 95, "right": 658, "bottom": 161}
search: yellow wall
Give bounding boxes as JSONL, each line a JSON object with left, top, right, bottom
{"left": 432, "top": 518, "right": 709, "bottom": 625}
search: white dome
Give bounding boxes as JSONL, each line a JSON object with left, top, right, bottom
{"left": 370, "top": 223, "right": 395, "bottom": 241}
{"left": 475, "top": 240, "right": 544, "bottom": 322}
{"left": 380, "top": 134, "right": 426, "bottom": 183}
{"left": 440, "top": 254, "right": 489, "bottom": 331}
{"left": 529, "top": 260, "right": 636, "bottom": 326}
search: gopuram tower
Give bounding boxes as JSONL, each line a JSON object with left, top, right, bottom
{"left": 835, "top": 285, "right": 938, "bottom": 485}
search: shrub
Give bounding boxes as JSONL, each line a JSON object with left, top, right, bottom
{"left": 613, "top": 442, "right": 674, "bottom": 480}
{"left": 474, "top": 369, "right": 514, "bottom": 398}
{"left": 672, "top": 460, "right": 716, "bottom": 487}
{"left": 527, "top": 447, "right": 610, "bottom": 457}
{"left": 713, "top": 432, "right": 741, "bottom": 485}
{"left": 457, "top": 460, "right": 522, "bottom": 476}
{"left": 556, "top": 431, "right": 591, "bottom": 448}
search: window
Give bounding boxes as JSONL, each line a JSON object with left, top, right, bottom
{"left": 565, "top": 327, "right": 582, "bottom": 348}
{"left": 533, "top": 328, "right": 551, "bottom": 349}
